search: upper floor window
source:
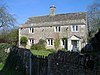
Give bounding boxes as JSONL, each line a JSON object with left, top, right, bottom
{"left": 55, "top": 26, "right": 60, "bottom": 32}
{"left": 76, "top": 26, "right": 78, "bottom": 31}
{"left": 29, "top": 28, "right": 34, "bottom": 33}
{"left": 20, "top": 28, "right": 23, "bottom": 30}
{"left": 47, "top": 38, "right": 53, "bottom": 46}
{"left": 71, "top": 25, "right": 78, "bottom": 32}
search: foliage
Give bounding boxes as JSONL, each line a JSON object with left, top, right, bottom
{"left": 54, "top": 33, "right": 60, "bottom": 50}
{"left": 0, "top": 63, "right": 4, "bottom": 70}
{"left": 20, "top": 36, "right": 27, "bottom": 47}
{"left": 31, "top": 39, "right": 46, "bottom": 50}
{"left": 46, "top": 49, "right": 56, "bottom": 52}
{"left": 59, "top": 48, "right": 68, "bottom": 52}
{"left": 0, "top": 46, "right": 27, "bottom": 75}
{"left": 87, "top": 0, "right": 100, "bottom": 40}
{"left": 7, "top": 29, "right": 18, "bottom": 45}
{"left": 0, "top": 5, "right": 16, "bottom": 30}
{"left": 54, "top": 38, "right": 60, "bottom": 50}
{"left": 31, "top": 49, "right": 55, "bottom": 56}
{"left": 0, "top": 28, "right": 18, "bottom": 46}
{"left": 0, "top": 43, "right": 12, "bottom": 64}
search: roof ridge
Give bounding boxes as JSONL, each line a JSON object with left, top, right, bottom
{"left": 29, "top": 12, "right": 86, "bottom": 18}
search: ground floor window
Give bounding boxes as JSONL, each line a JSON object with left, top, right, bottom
{"left": 60, "top": 39, "right": 67, "bottom": 49}
{"left": 29, "top": 38, "right": 34, "bottom": 45}
{"left": 61, "top": 39, "right": 65, "bottom": 46}
{"left": 47, "top": 38, "right": 53, "bottom": 46}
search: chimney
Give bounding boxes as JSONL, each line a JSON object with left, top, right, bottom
{"left": 50, "top": 5, "right": 56, "bottom": 16}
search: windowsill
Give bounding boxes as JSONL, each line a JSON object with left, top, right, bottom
{"left": 29, "top": 33, "right": 34, "bottom": 34}
{"left": 47, "top": 45, "right": 53, "bottom": 46}
{"left": 55, "top": 31, "right": 60, "bottom": 33}
{"left": 71, "top": 31, "right": 79, "bottom": 32}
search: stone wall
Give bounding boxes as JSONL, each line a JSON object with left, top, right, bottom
{"left": 1, "top": 30, "right": 100, "bottom": 75}
{"left": 0, "top": 46, "right": 99, "bottom": 75}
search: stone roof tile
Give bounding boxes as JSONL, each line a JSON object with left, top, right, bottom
{"left": 25, "top": 12, "right": 86, "bottom": 24}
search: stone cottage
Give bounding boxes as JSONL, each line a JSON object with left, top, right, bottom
{"left": 19, "top": 5, "right": 88, "bottom": 51}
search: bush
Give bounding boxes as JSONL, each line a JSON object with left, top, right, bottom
{"left": 46, "top": 49, "right": 56, "bottom": 52}
{"left": 20, "top": 36, "right": 27, "bottom": 47}
{"left": 59, "top": 48, "right": 67, "bottom": 52}
{"left": 31, "top": 39, "right": 46, "bottom": 50}
{"left": 0, "top": 43, "right": 12, "bottom": 64}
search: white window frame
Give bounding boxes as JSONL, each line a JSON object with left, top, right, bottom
{"left": 55, "top": 26, "right": 61, "bottom": 32}
{"left": 71, "top": 25, "right": 78, "bottom": 32}
{"left": 29, "top": 38, "right": 34, "bottom": 45}
{"left": 60, "top": 39, "right": 65, "bottom": 46}
{"left": 29, "top": 28, "right": 34, "bottom": 33}
{"left": 47, "top": 38, "right": 53, "bottom": 46}
{"left": 76, "top": 25, "right": 78, "bottom": 31}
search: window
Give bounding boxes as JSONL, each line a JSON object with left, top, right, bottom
{"left": 62, "top": 39, "right": 65, "bottom": 45}
{"left": 20, "top": 28, "right": 23, "bottom": 30}
{"left": 76, "top": 26, "right": 78, "bottom": 31}
{"left": 55, "top": 26, "right": 60, "bottom": 32}
{"left": 60, "top": 39, "right": 64, "bottom": 46}
{"left": 29, "top": 38, "right": 34, "bottom": 45}
{"left": 61, "top": 39, "right": 65, "bottom": 46}
{"left": 47, "top": 39, "right": 53, "bottom": 46}
{"left": 29, "top": 28, "right": 34, "bottom": 33}
{"left": 71, "top": 25, "right": 78, "bottom": 32}
{"left": 72, "top": 26, "right": 75, "bottom": 31}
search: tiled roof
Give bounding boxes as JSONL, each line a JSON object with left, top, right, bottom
{"left": 25, "top": 12, "right": 86, "bottom": 24}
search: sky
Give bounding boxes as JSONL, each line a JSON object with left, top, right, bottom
{"left": 1, "top": 0, "right": 95, "bottom": 26}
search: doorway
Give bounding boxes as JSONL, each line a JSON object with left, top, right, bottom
{"left": 71, "top": 40, "right": 79, "bottom": 51}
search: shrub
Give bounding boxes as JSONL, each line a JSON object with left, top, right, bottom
{"left": 20, "top": 36, "right": 27, "bottom": 47}
{"left": 0, "top": 43, "right": 12, "bottom": 64}
{"left": 31, "top": 39, "right": 46, "bottom": 50}
{"left": 59, "top": 48, "right": 67, "bottom": 52}
{"left": 46, "top": 49, "right": 56, "bottom": 52}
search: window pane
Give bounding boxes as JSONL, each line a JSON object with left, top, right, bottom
{"left": 32, "top": 28, "right": 34, "bottom": 33}
{"left": 72, "top": 25, "right": 75, "bottom": 31}
{"left": 62, "top": 39, "right": 64, "bottom": 45}
{"left": 76, "top": 26, "right": 78, "bottom": 31}
{"left": 56, "top": 27, "right": 57, "bottom": 32}
{"left": 51, "top": 39, "right": 53, "bottom": 45}
{"left": 55, "top": 26, "right": 60, "bottom": 32}
{"left": 58, "top": 26, "right": 60, "bottom": 32}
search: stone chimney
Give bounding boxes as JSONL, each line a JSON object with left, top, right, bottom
{"left": 50, "top": 5, "right": 56, "bottom": 16}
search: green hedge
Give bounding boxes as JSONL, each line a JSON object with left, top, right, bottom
{"left": 31, "top": 39, "right": 46, "bottom": 50}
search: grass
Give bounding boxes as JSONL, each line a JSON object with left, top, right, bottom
{"left": 0, "top": 63, "right": 4, "bottom": 70}
{"left": 31, "top": 49, "right": 55, "bottom": 56}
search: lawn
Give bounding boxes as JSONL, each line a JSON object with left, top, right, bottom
{"left": 31, "top": 49, "right": 55, "bottom": 56}
{"left": 0, "top": 63, "right": 4, "bottom": 70}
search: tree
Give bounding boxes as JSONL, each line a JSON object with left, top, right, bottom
{"left": 0, "top": 28, "right": 18, "bottom": 46}
{"left": 87, "top": 0, "right": 100, "bottom": 40}
{"left": 0, "top": 5, "right": 16, "bottom": 30}
{"left": 20, "top": 36, "right": 28, "bottom": 47}
{"left": 8, "top": 28, "right": 18, "bottom": 45}
{"left": 54, "top": 33, "right": 60, "bottom": 50}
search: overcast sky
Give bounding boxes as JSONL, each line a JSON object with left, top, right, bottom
{"left": 1, "top": 0, "right": 95, "bottom": 25}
